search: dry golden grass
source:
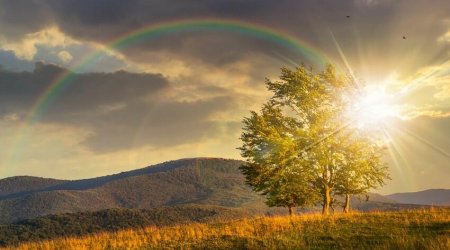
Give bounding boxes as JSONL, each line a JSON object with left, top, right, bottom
{"left": 7, "top": 208, "right": 450, "bottom": 250}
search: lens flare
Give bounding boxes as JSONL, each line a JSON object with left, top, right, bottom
{"left": 349, "top": 86, "right": 399, "bottom": 128}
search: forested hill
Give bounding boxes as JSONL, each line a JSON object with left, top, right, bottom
{"left": 0, "top": 158, "right": 445, "bottom": 224}
{"left": 387, "top": 189, "right": 450, "bottom": 206}
{"left": 0, "top": 158, "right": 269, "bottom": 223}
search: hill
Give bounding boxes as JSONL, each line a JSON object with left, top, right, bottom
{"left": 0, "top": 205, "right": 250, "bottom": 247}
{"left": 0, "top": 158, "right": 443, "bottom": 224}
{"left": 10, "top": 208, "right": 450, "bottom": 250}
{"left": 387, "top": 189, "right": 450, "bottom": 205}
{"left": 0, "top": 158, "right": 272, "bottom": 223}
{"left": 0, "top": 176, "right": 66, "bottom": 196}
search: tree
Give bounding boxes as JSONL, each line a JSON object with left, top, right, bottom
{"left": 240, "top": 103, "right": 320, "bottom": 215}
{"left": 333, "top": 138, "right": 390, "bottom": 213}
{"left": 239, "top": 64, "right": 389, "bottom": 215}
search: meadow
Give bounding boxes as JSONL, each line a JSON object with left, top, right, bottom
{"left": 6, "top": 208, "right": 449, "bottom": 250}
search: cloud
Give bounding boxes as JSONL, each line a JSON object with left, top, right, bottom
{"left": 0, "top": 0, "right": 52, "bottom": 40}
{"left": 0, "top": 50, "right": 35, "bottom": 71}
{"left": 0, "top": 27, "right": 79, "bottom": 60}
{"left": 354, "top": 0, "right": 383, "bottom": 6}
{"left": 98, "top": 102, "right": 127, "bottom": 113}
{"left": 0, "top": 26, "right": 136, "bottom": 73}
{"left": 388, "top": 59, "right": 449, "bottom": 112}
{"left": 0, "top": 0, "right": 449, "bottom": 192}
{"left": 0, "top": 122, "right": 92, "bottom": 178}
{"left": 1, "top": 0, "right": 449, "bottom": 78}
{"left": 0, "top": 63, "right": 170, "bottom": 149}
{"left": 1, "top": 113, "right": 20, "bottom": 122}
{"left": 438, "top": 29, "right": 450, "bottom": 43}
{"left": 0, "top": 63, "right": 249, "bottom": 153}
{"left": 434, "top": 83, "right": 450, "bottom": 101}
{"left": 57, "top": 50, "right": 73, "bottom": 63}
{"left": 0, "top": 122, "right": 242, "bottom": 179}
{"left": 400, "top": 105, "right": 450, "bottom": 120}
{"left": 82, "top": 97, "right": 235, "bottom": 152}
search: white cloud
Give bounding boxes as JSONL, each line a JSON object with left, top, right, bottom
{"left": 57, "top": 50, "right": 73, "bottom": 63}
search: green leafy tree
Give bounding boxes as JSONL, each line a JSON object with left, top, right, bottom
{"left": 240, "top": 103, "right": 320, "bottom": 215}
{"left": 240, "top": 64, "right": 389, "bottom": 215}
{"left": 333, "top": 138, "right": 390, "bottom": 213}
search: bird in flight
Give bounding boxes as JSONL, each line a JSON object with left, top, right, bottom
{"left": 346, "top": 15, "right": 350, "bottom": 18}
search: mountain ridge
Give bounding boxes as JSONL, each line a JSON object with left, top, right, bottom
{"left": 387, "top": 189, "right": 450, "bottom": 205}
{"left": 0, "top": 158, "right": 266, "bottom": 223}
{"left": 0, "top": 157, "right": 234, "bottom": 199}
{"left": 0, "top": 158, "right": 448, "bottom": 224}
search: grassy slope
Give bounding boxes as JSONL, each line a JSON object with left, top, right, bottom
{"left": 9, "top": 208, "right": 450, "bottom": 250}
{"left": 0, "top": 205, "right": 250, "bottom": 247}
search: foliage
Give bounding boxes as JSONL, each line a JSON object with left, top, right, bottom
{"left": 0, "top": 176, "right": 65, "bottom": 197}
{"left": 333, "top": 139, "right": 390, "bottom": 212}
{"left": 10, "top": 208, "right": 450, "bottom": 250}
{"left": 239, "top": 64, "right": 389, "bottom": 215}
{"left": 0, "top": 205, "right": 248, "bottom": 247}
{"left": 240, "top": 103, "right": 320, "bottom": 213}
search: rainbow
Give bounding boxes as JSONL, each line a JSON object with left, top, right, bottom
{"left": 5, "top": 18, "right": 330, "bottom": 168}
{"left": 30, "top": 18, "right": 329, "bottom": 124}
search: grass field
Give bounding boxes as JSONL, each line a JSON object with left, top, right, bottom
{"left": 7, "top": 208, "right": 450, "bottom": 250}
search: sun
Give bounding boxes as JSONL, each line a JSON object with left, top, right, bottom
{"left": 349, "top": 85, "right": 399, "bottom": 128}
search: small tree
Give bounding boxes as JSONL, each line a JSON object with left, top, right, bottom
{"left": 240, "top": 64, "right": 390, "bottom": 215}
{"left": 333, "top": 138, "right": 390, "bottom": 213}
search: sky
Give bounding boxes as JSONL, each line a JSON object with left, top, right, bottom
{"left": 0, "top": 0, "right": 449, "bottom": 194}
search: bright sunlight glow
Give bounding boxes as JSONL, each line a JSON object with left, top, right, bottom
{"left": 350, "top": 86, "right": 398, "bottom": 128}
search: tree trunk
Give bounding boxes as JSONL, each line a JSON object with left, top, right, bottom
{"left": 322, "top": 185, "right": 331, "bottom": 215}
{"left": 330, "top": 200, "right": 335, "bottom": 215}
{"left": 343, "top": 194, "right": 350, "bottom": 213}
{"left": 288, "top": 206, "right": 293, "bottom": 216}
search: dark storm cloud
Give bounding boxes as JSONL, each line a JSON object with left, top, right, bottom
{"left": 45, "top": 0, "right": 273, "bottom": 41}
{"left": 0, "top": 63, "right": 236, "bottom": 152}
{"left": 0, "top": 63, "right": 167, "bottom": 116}
{"left": 119, "top": 32, "right": 304, "bottom": 67}
{"left": 0, "top": 0, "right": 273, "bottom": 42}
{"left": 0, "top": 0, "right": 52, "bottom": 40}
